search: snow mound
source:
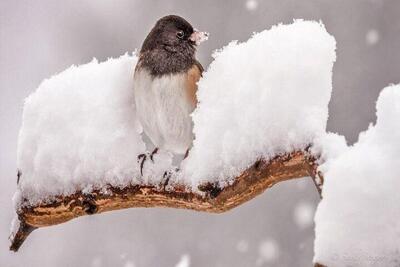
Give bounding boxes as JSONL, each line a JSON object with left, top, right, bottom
{"left": 314, "top": 84, "right": 400, "bottom": 266}
{"left": 16, "top": 54, "right": 147, "bottom": 206}
{"left": 182, "top": 20, "right": 336, "bottom": 187}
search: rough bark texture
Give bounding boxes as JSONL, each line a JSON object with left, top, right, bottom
{"left": 10, "top": 150, "right": 321, "bottom": 252}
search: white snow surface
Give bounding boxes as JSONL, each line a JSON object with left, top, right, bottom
{"left": 182, "top": 20, "right": 336, "bottom": 187}
{"left": 16, "top": 54, "right": 151, "bottom": 206}
{"left": 314, "top": 84, "right": 400, "bottom": 266}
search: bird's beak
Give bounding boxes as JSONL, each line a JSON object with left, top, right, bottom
{"left": 189, "top": 29, "right": 209, "bottom": 45}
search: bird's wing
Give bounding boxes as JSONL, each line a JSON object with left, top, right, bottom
{"left": 186, "top": 61, "right": 203, "bottom": 107}
{"left": 194, "top": 60, "right": 204, "bottom": 76}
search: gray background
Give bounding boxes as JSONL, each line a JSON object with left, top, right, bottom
{"left": 1, "top": 0, "right": 399, "bottom": 266}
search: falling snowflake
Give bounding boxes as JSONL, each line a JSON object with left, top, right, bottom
{"left": 366, "top": 29, "right": 380, "bottom": 45}
{"left": 236, "top": 240, "right": 249, "bottom": 253}
{"left": 91, "top": 257, "right": 102, "bottom": 267}
{"left": 293, "top": 201, "right": 315, "bottom": 229}
{"left": 256, "top": 239, "right": 279, "bottom": 265}
{"left": 245, "top": 0, "right": 258, "bottom": 11}
{"left": 124, "top": 261, "right": 136, "bottom": 267}
{"left": 175, "top": 254, "right": 191, "bottom": 267}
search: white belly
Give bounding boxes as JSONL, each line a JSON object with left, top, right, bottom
{"left": 133, "top": 69, "right": 195, "bottom": 154}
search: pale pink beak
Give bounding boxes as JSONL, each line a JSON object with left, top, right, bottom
{"left": 189, "top": 29, "right": 209, "bottom": 45}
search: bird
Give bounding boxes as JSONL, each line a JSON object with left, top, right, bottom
{"left": 133, "top": 15, "right": 208, "bottom": 174}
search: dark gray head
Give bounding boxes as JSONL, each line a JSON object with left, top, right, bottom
{"left": 138, "top": 15, "right": 208, "bottom": 76}
{"left": 141, "top": 15, "right": 196, "bottom": 53}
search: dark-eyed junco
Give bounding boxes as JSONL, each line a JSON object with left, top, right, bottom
{"left": 134, "top": 15, "right": 208, "bottom": 173}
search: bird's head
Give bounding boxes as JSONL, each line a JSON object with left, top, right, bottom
{"left": 140, "top": 15, "right": 208, "bottom": 54}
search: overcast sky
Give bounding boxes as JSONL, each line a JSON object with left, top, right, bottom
{"left": 1, "top": 1, "right": 399, "bottom": 266}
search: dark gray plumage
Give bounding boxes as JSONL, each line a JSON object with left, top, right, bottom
{"left": 137, "top": 15, "right": 203, "bottom": 76}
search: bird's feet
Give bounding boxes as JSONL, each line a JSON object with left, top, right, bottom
{"left": 184, "top": 148, "right": 190, "bottom": 159}
{"left": 161, "top": 167, "right": 180, "bottom": 190}
{"left": 17, "top": 169, "right": 22, "bottom": 185}
{"left": 150, "top": 147, "right": 158, "bottom": 162}
{"left": 137, "top": 147, "right": 159, "bottom": 176}
{"left": 137, "top": 153, "right": 147, "bottom": 176}
{"left": 162, "top": 170, "right": 172, "bottom": 190}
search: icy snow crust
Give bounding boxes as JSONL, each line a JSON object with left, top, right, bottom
{"left": 16, "top": 20, "right": 335, "bottom": 207}
{"left": 314, "top": 84, "right": 400, "bottom": 266}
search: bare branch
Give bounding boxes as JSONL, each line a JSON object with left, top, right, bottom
{"left": 10, "top": 150, "right": 319, "bottom": 252}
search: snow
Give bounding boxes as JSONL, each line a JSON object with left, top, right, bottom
{"left": 91, "top": 257, "right": 102, "bottom": 267}
{"left": 245, "top": 0, "right": 259, "bottom": 11}
{"left": 256, "top": 239, "right": 280, "bottom": 265}
{"left": 190, "top": 31, "right": 209, "bottom": 46}
{"left": 123, "top": 261, "right": 136, "bottom": 267}
{"left": 311, "top": 132, "right": 349, "bottom": 177}
{"left": 182, "top": 20, "right": 336, "bottom": 187}
{"left": 9, "top": 216, "right": 20, "bottom": 242}
{"left": 314, "top": 84, "right": 400, "bottom": 266}
{"left": 16, "top": 54, "right": 152, "bottom": 207}
{"left": 366, "top": 29, "right": 380, "bottom": 46}
{"left": 236, "top": 240, "right": 249, "bottom": 253}
{"left": 175, "top": 254, "right": 191, "bottom": 267}
{"left": 293, "top": 201, "right": 315, "bottom": 229}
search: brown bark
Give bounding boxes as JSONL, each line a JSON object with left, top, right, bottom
{"left": 10, "top": 150, "right": 320, "bottom": 252}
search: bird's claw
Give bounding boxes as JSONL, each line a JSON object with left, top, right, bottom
{"left": 162, "top": 171, "right": 172, "bottom": 190}
{"left": 17, "top": 169, "right": 22, "bottom": 185}
{"left": 137, "top": 153, "right": 147, "bottom": 176}
{"left": 137, "top": 148, "right": 159, "bottom": 176}
{"left": 150, "top": 147, "right": 159, "bottom": 162}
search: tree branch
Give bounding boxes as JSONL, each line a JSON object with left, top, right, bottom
{"left": 10, "top": 150, "right": 320, "bottom": 252}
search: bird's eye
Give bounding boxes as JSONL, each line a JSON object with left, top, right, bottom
{"left": 176, "top": 30, "right": 185, "bottom": 39}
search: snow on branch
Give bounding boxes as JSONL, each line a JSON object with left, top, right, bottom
{"left": 10, "top": 151, "right": 320, "bottom": 252}
{"left": 11, "top": 20, "right": 335, "bottom": 252}
{"left": 313, "top": 84, "right": 400, "bottom": 266}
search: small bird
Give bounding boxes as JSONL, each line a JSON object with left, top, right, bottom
{"left": 133, "top": 15, "right": 208, "bottom": 173}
